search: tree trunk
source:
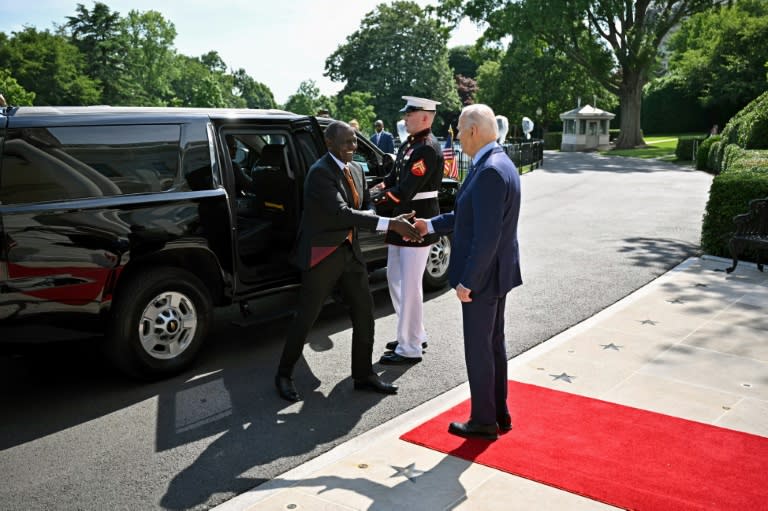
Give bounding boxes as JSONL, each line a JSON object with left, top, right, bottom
{"left": 615, "top": 73, "right": 646, "bottom": 149}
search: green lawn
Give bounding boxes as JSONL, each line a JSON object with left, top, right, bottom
{"left": 600, "top": 133, "right": 701, "bottom": 162}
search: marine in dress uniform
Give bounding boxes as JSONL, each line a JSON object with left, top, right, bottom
{"left": 373, "top": 96, "right": 444, "bottom": 364}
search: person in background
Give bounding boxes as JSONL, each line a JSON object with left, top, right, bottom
{"left": 349, "top": 119, "right": 360, "bottom": 131}
{"left": 274, "top": 121, "right": 423, "bottom": 403}
{"left": 371, "top": 119, "right": 395, "bottom": 154}
{"left": 370, "top": 96, "right": 443, "bottom": 365}
{"left": 413, "top": 103, "right": 522, "bottom": 441}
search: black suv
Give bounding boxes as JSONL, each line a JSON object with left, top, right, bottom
{"left": 0, "top": 106, "right": 456, "bottom": 379}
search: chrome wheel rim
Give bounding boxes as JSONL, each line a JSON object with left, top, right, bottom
{"left": 138, "top": 291, "right": 197, "bottom": 360}
{"left": 426, "top": 235, "right": 451, "bottom": 280}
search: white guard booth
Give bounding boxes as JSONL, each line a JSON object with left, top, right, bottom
{"left": 559, "top": 104, "right": 615, "bottom": 151}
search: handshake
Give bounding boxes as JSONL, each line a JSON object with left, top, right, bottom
{"left": 387, "top": 211, "right": 428, "bottom": 243}
{"left": 371, "top": 184, "right": 428, "bottom": 242}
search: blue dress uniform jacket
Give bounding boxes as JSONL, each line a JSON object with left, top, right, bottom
{"left": 381, "top": 128, "right": 443, "bottom": 246}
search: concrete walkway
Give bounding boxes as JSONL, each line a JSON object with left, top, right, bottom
{"left": 214, "top": 255, "right": 768, "bottom": 510}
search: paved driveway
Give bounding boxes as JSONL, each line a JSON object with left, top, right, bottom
{"left": 0, "top": 151, "right": 714, "bottom": 511}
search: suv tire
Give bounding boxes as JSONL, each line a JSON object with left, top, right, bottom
{"left": 106, "top": 267, "right": 213, "bottom": 380}
{"left": 423, "top": 234, "right": 451, "bottom": 291}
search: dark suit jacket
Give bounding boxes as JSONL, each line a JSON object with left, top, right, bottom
{"left": 431, "top": 145, "right": 522, "bottom": 297}
{"left": 371, "top": 130, "right": 395, "bottom": 154}
{"left": 293, "top": 153, "right": 379, "bottom": 270}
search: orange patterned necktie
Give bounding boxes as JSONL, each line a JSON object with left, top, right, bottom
{"left": 342, "top": 164, "right": 359, "bottom": 243}
{"left": 342, "top": 164, "right": 360, "bottom": 208}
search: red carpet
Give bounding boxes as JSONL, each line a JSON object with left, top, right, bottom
{"left": 401, "top": 381, "right": 768, "bottom": 511}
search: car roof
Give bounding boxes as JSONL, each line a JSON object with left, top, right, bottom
{"left": 4, "top": 105, "right": 304, "bottom": 125}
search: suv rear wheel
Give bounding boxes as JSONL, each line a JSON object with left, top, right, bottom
{"left": 106, "top": 267, "right": 213, "bottom": 380}
{"left": 423, "top": 234, "right": 451, "bottom": 291}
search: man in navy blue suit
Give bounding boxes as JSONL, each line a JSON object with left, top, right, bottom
{"left": 414, "top": 104, "right": 522, "bottom": 440}
{"left": 370, "top": 119, "right": 395, "bottom": 154}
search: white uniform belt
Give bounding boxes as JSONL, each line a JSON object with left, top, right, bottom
{"left": 412, "top": 190, "right": 438, "bottom": 200}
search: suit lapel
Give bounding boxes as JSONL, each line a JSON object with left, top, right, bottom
{"left": 324, "top": 153, "right": 354, "bottom": 207}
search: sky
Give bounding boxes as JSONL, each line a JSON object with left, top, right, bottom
{"left": 0, "top": 0, "right": 486, "bottom": 105}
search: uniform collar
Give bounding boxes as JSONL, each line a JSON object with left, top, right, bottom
{"left": 407, "top": 128, "right": 432, "bottom": 143}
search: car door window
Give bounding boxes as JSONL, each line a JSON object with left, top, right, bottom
{"left": 0, "top": 125, "right": 181, "bottom": 205}
{"left": 222, "top": 129, "right": 298, "bottom": 283}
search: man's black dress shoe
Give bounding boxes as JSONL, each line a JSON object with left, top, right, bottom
{"left": 448, "top": 420, "right": 499, "bottom": 441}
{"left": 275, "top": 375, "right": 301, "bottom": 402}
{"left": 497, "top": 415, "right": 513, "bottom": 432}
{"left": 379, "top": 352, "right": 422, "bottom": 365}
{"left": 353, "top": 374, "right": 398, "bottom": 394}
{"left": 385, "top": 340, "right": 428, "bottom": 351}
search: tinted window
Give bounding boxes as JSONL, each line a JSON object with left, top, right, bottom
{"left": 0, "top": 125, "right": 180, "bottom": 205}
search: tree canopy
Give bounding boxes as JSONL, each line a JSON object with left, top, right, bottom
{"left": 0, "top": 2, "right": 275, "bottom": 109}
{"left": 325, "top": 1, "right": 461, "bottom": 133}
{"left": 667, "top": 0, "right": 768, "bottom": 122}
{"left": 441, "top": 0, "right": 719, "bottom": 147}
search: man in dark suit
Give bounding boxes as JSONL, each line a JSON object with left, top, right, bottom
{"left": 414, "top": 104, "right": 522, "bottom": 440}
{"left": 370, "top": 119, "right": 395, "bottom": 154}
{"left": 275, "top": 121, "right": 423, "bottom": 403}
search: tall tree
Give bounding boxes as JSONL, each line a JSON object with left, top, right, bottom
{"left": 454, "top": 74, "right": 478, "bottom": 105}
{"left": 65, "top": 2, "right": 127, "bottom": 105}
{"left": 442, "top": 0, "right": 719, "bottom": 148}
{"left": 284, "top": 79, "right": 323, "bottom": 115}
{"left": 169, "top": 54, "right": 229, "bottom": 107}
{"left": 335, "top": 91, "right": 376, "bottom": 133}
{"left": 121, "top": 9, "right": 178, "bottom": 105}
{"left": 482, "top": 38, "right": 614, "bottom": 137}
{"left": 0, "top": 68, "right": 36, "bottom": 105}
{"left": 666, "top": 0, "right": 768, "bottom": 123}
{"left": 448, "top": 45, "right": 480, "bottom": 78}
{"left": 325, "top": 1, "right": 461, "bottom": 132}
{"left": 231, "top": 68, "right": 276, "bottom": 109}
{"left": 0, "top": 27, "right": 101, "bottom": 105}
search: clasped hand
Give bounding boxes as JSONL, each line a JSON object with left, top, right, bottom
{"left": 387, "top": 211, "right": 423, "bottom": 242}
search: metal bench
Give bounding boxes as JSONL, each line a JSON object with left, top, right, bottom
{"left": 726, "top": 196, "right": 768, "bottom": 273}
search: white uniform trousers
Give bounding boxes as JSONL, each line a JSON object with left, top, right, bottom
{"left": 386, "top": 244, "right": 430, "bottom": 358}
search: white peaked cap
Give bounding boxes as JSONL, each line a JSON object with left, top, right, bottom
{"left": 400, "top": 96, "right": 440, "bottom": 113}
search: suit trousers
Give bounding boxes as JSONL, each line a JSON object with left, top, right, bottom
{"left": 461, "top": 293, "right": 509, "bottom": 425}
{"left": 386, "top": 244, "right": 430, "bottom": 358}
{"left": 278, "top": 242, "right": 375, "bottom": 380}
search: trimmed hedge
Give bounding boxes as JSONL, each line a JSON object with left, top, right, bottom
{"left": 722, "top": 144, "right": 746, "bottom": 173}
{"left": 700, "top": 92, "right": 768, "bottom": 259}
{"left": 675, "top": 136, "right": 706, "bottom": 161}
{"left": 720, "top": 90, "right": 768, "bottom": 149}
{"left": 701, "top": 169, "right": 768, "bottom": 257}
{"left": 727, "top": 149, "right": 768, "bottom": 174}
{"left": 696, "top": 135, "right": 721, "bottom": 171}
{"left": 707, "top": 141, "right": 721, "bottom": 173}
{"left": 544, "top": 131, "right": 562, "bottom": 150}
